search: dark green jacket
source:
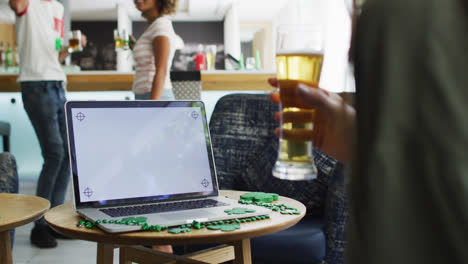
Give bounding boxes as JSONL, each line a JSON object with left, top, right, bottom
{"left": 349, "top": 0, "right": 468, "bottom": 263}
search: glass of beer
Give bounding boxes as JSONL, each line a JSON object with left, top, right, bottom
{"left": 114, "top": 29, "right": 129, "bottom": 50}
{"left": 68, "top": 30, "right": 83, "bottom": 53}
{"left": 272, "top": 24, "right": 325, "bottom": 180}
{"left": 205, "top": 45, "right": 217, "bottom": 70}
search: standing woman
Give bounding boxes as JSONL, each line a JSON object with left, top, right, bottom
{"left": 131, "top": 0, "right": 178, "bottom": 254}
{"left": 132, "top": 0, "right": 178, "bottom": 100}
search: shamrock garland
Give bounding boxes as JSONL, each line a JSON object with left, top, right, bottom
{"left": 76, "top": 191, "right": 300, "bottom": 234}
{"left": 76, "top": 215, "right": 270, "bottom": 233}
{"left": 168, "top": 226, "right": 192, "bottom": 234}
{"left": 207, "top": 223, "right": 241, "bottom": 232}
{"left": 224, "top": 207, "right": 256, "bottom": 215}
{"left": 238, "top": 192, "right": 301, "bottom": 215}
{"left": 240, "top": 192, "right": 279, "bottom": 203}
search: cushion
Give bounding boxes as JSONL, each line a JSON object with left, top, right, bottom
{"left": 251, "top": 216, "right": 326, "bottom": 264}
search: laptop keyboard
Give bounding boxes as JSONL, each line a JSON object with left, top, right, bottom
{"left": 100, "top": 199, "right": 228, "bottom": 217}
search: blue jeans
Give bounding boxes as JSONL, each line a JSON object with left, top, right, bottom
{"left": 21, "top": 81, "right": 70, "bottom": 225}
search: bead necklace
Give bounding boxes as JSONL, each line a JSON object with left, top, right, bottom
{"left": 76, "top": 192, "right": 300, "bottom": 233}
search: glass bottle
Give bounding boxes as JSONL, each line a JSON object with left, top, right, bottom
{"left": 0, "top": 41, "right": 4, "bottom": 69}
{"left": 14, "top": 45, "right": 19, "bottom": 66}
{"left": 5, "top": 42, "right": 13, "bottom": 68}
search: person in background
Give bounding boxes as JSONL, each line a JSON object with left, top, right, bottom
{"left": 9, "top": 0, "right": 86, "bottom": 248}
{"left": 130, "top": 0, "right": 178, "bottom": 100}
{"left": 129, "top": 0, "right": 179, "bottom": 254}
{"left": 271, "top": 0, "right": 468, "bottom": 263}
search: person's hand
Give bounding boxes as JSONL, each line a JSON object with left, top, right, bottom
{"left": 9, "top": 0, "right": 28, "bottom": 15}
{"left": 129, "top": 35, "right": 136, "bottom": 50}
{"left": 81, "top": 34, "right": 87, "bottom": 48}
{"left": 269, "top": 78, "right": 355, "bottom": 163}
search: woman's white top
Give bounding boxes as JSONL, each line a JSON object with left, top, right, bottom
{"left": 132, "top": 16, "right": 176, "bottom": 95}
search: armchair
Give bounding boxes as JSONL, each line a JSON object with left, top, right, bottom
{"left": 0, "top": 152, "right": 19, "bottom": 248}
{"left": 209, "top": 93, "right": 348, "bottom": 264}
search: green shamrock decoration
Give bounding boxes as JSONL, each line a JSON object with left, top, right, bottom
{"left": 224, "top": 207, "right": 256, "bottom": 215}
{"left": 280, "top": 209, "right": 301, "bottom": 215}
{"left": 191, "top": 220, "right": 203, "bottom": 230}
{"left": 123, "top": 217, "right": 146, "bottom": 225}
{"left": 168, "top": 226, "right": 192, "bottom": 234}
{"left": 240, "top": 192, "right": 279, "bottom": 203}
{"left": 135, "top": 217, "right": 148, "bottom": 224}
{"left": 207, "top": 223, "right": 241, "bottom": 232}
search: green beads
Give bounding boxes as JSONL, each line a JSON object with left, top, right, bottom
{"left": 240, "top": 192, "right": 279, "bottom": 203}
{"left": 239, "top": 192, "right": 300, "bottom": 216}
{"left": 224, "top": 208, "right": 256, "bottom": 215}
{"left": 192, "top": 221, "right": 202, "bottom": 230}
{"left": 75, "top": 211, "right": 273, "bottom": 234}
{"left": 168, "top": 226, "right": 191, "bottom": 234}
{"left": 207, "top": 223, "right": 240, "bottom": 232}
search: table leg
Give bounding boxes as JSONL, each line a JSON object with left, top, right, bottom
{"left": 230, "top": 239, "right": 252, "bottom": 264}
{"left": 97, "top": 243, "right": 114, "bottom": 264}
{"left": 0, "top": 230, "right": 12, "bottom": 264}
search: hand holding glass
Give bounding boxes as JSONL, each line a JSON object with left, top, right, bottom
{"left": 114, "top": 29, "right": 129, "bottom": 50}
{"left": 272, "top": 25, "right": 325, "bottom": 180}
{"left": 68, "top": 30, "right": 83, "bottom": 53}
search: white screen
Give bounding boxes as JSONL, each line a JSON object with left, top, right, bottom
{"left": 71, "top": 106, "right": 213, "bottom": 202}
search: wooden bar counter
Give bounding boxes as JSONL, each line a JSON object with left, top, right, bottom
{"left": 0, "top": 70, "right": 276, "bottom": 92}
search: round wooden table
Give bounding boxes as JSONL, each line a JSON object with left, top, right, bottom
{"left": 45, "top": 190, "right": 306, "bottom": 264}
{"left": 0, "top": 193, "right": 50, "bottom": 264}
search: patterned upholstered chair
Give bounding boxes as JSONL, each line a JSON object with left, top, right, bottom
{"left": 209, "top": 93, "right": 348, "bottom": 264}
{"left": 0, "top": 152, "right": 19, "bottom": 248}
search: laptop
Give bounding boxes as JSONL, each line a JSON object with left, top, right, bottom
{"left": 65, "top": 100, "right": 270, "bottom": 233}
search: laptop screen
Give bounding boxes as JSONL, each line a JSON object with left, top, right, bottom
{"left": 65, "top": 101, "right": 218, "bottom": 208}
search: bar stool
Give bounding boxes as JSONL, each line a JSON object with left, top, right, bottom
{"left": 0, "top": 121, "right": 10, "bottom": 152}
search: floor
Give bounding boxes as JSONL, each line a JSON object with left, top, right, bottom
{"left": 11, "top": 179, "right": 121, "bottom": 264}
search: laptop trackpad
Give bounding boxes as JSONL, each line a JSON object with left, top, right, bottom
{"left": 162, "top": 210, "right": 214, "bottom": 220}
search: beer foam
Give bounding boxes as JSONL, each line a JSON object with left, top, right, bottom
{"left": 276, "top": 49, "right": 324, "bottom": 56}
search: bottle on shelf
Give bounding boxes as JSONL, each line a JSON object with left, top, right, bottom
{"left": 0, "top": 41, "right": 4, "bottom": 69}
{"left": 237, "top": 52, "right": 245, "bottom": 70}
{"left": 5, "top": 42, "right": 13, "bottom": 68}
{"left": 255, "top": 50, "right": 261, "bottom": 70}
{"left": 13, "top": 45, "right": 19, "bottom": 66}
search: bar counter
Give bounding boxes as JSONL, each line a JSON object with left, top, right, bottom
{"left": 0, "top": 70, "right": 276, "bottom": 92}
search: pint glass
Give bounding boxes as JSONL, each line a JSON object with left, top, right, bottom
{"left": 205, "top": 45, "right": 217, "bottom": 70}
{"left": 68, "top": 30, "right": 83, "bottom": 53}
{"left": 114, "top": 29, "right": 129, "bottom": 50}
{"left": 272, "top": 24, "right": 324, "bottom": 180}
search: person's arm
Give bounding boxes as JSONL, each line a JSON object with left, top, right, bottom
{"left": 129, "top": 35, "right": 136, "bottom": 50}
{"left": 9, "top": 0, "right": 28, "bottom": 15}
{"left": 269, "top": 78, "right": 356, "bottom": 164}
{"left": 150, "top": 35, "right": 170, "bottom": 100}
{"left": 58, "top": 47, "right": 69, "bottom": 63}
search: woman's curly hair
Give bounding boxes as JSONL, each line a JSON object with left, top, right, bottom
{"left": 157, "top": 0, "right": 178, "bottom": 15}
